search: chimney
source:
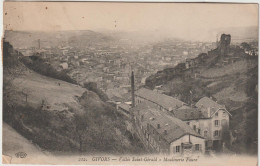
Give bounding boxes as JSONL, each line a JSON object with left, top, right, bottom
{"left": 131, "top": 71, "right": 135, "bottom": 108}
{"left": 207, "top": 107, "right": 211, "bottom": 117}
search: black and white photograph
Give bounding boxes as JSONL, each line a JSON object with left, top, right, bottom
{"left": 2, "top": 2, "right": 259, "bottom": 165}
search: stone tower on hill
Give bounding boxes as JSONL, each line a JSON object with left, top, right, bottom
{"left": 218, "top": 34, "right": 231, "bottom": 56}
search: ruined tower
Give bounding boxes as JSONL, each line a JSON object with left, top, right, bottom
{"left": 218, "top": 34, "right": 231, "bottom": 56}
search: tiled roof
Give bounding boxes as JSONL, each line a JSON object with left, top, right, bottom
{"left": 195, "top": 97, "right": 226, "bottom": 117}
{"left": 133, "top": 102, "right": 204, "bottom": 144}
{"left": 178, "top": 105, "right": 192, "bottom": 110}
{"left": 118, "top": 103, "right": 131, "bottom": 111}
{"left": 135, "top": 88, "right": 185, "bottom": 110}
{"left": 173, "top": 108, "right": 208, "bottom": 121}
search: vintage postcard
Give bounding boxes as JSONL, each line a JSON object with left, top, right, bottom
{"left": 2, "top": 1, "right": 259, "bottom": 165}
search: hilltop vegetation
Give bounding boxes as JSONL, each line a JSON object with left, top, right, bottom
{"left": 20, "top": 55, "right": 77, "bottom": 84}
{"left": 3, "top": 41, "right": 145, "bottom": 155}
{"left": 145, "top": 44, "right": 258, "bottom": 154}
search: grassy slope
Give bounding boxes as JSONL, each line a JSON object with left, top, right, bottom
{"left": 9, "top": 70, "right": 85, "bottom": 111}
{"left": 3, "top": 41, "right": 145, "bottom": 156}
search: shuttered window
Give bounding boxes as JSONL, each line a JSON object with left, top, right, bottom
{"left": 215, "top": 120, "right": 219, "bottom": 126}
{"left": 204, "top": 131, "right": 208, "bottom": 137}
{"left": 214, "top": 130, "right": 219, "bottom": 137}
{"left": 195, "top": 144, "right": 200, "bottom": 151}
{"left": 176, "top": 146, "right": 180, "bottom": 153}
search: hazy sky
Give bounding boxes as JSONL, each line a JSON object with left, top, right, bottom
{"left": 3, "top": 2, "right": 259, "bottom": 41}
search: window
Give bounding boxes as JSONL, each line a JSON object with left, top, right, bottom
{"left": 214, "top": 130, "right": 219, "bottom": 137}
{"left": 193, "top": 125, "right": 196, "bottom": 130}
{"left": 176, "top": 146, "right": 180, "bottom": 153}
{"left": 186, "top": 122, "right": 190, "bottom": 125}
{"left": 215, "top": 120, "right": 219, "bottom": 127}
{"left": 223, "top": 111, "right": 226, "bottom": 117}
{"left": 215, "top": 112, "right": 218, "bottom": 116}
{"left": 198, "top": 129, "right": 201, "bottom": 134}
{"left": 204, "top": 131, "right": 208, "bottom": 137}
{"left": 195, "top": 144, "right": 200, "bottom": 151}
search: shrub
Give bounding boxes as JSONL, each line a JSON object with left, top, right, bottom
{"left": 83, "top": 82, "right": 109, "bottom": 102}
{"left": 20, "top": 55, "right": 77, "bottom": 84}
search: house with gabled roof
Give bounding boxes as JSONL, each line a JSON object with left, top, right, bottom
{"left": 172, "top": 97, "right": 231, "bottom": 151}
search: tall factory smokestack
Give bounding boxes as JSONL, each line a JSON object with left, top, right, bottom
{"left": 131, "top": 71, "right": 135, "bottom": 108}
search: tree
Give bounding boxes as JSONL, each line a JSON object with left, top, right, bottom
{"left": 222, "top": 124, "right": 231, "bottom": 149}
{"left": 74, "top": 113, "right": 89, "bottom": 152}
{"left": 21, "top": 88, "right": 32, "bottom": 104}
{"left": 3, "top": 41, "right": 27, "bottom": 107}
{"left": 83, "top": 82, "right": 109, "bottom": 102}
{"left": 241, "top": 42, "right": 251, "bottom": 51}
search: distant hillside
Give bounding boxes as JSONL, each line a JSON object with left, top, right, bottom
{"left": 3, "top": 41, "right": 145, "bottom": 155}
{"left": 214, "top": 26, "right": 258, "bottom": 42}
{"left": 145, "top": 37, "right": 258, "bottom": 154}
{"left": 4, "top": 30, "right": 115, "bottom": 49}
